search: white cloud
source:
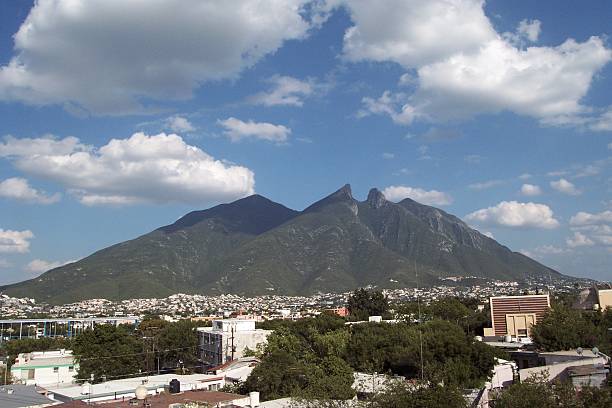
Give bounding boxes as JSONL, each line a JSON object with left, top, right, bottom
{"left": 0, "top": 135, "right": 88, "bottom": 157}
{"left": 358, "top": 90, "right": 417, "bottom": 124}
{"left": 1, "top": 133, "right": 254, "bottom": 206}
{"left": 165, "top": 116, "right": 195, "bottom": 133}
{"left": 503, "top": 19, "right": 541, "bottom": 45}
{"left": 550, "top": 178, "right": 581, "bottom": 195}
{"left": 0, "top": 259, "right": 12, "bottom": 268}
{"left": 566, "top": 231, "right": 595, "bottom": 248}
{"left": 590, "top": 107, "right": 612, "bottom": 132}
{"left": 382, "top": 152, "right": 395, "bottom": 160}
{"left": 342, "top": 0, "right": 496, "bottom": 67}
{"left": 218, "top": 117, "right": 291, "bottom": 143}
{"left": 0, "top": 229, "right": 34, "bottom": 253}
{"left": 0, "top": 177, "right": 60, "bottom": 204}
{"left": 0, "top": 0, "right": 313, "bottom": 115}
{"left": 24, "top": 259, "right": 74, "bottom": 274}
{"left": 520, "top": 183, "right": 542, "bottom": 196}
{"left": 382, "top": 185, "right": 452, "bottom": 206}
{"left": 249, "top": 75, "right": 316, "bottom": 107}
{"left": 468, "top": 179, "right": 504, "bottom": 190}
{"left": 464, "top": 201, "right": 560, "bottom": 229}
{"left": 518, "top": 173, "right": 532, "bottom": 180}
{"left": 570, "top": 210, "right": 612, "bottom": 226}
{"left": 345, "top": 0, "right": 611, "bottom": 126}
{"left": 517, "top": 19, "right": 541, "bottom": 42}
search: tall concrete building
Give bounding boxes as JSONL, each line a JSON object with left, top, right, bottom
{"left": 198, "top": 319, "right": 271, "bottom": 367}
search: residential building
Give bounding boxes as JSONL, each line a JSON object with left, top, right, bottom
{"left": 484, "top": 294, "right": 550, "bottom": 338}
{"left": 10, "top": 350, "right": 77, "bottom": 387}
{"left": 198, "top": 319, "right": 271, "bottom": 366}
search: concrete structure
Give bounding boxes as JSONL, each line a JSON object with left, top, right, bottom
{"left": 11, "top": 350, "right": 77, "bottom": 387}
{"left": 597, "top": 288, "right": 612, "bottom": 310}
{"left": 45, "top": 373, "right": 226, "bottom": 403}
{"left": 489, "top": 358, "right": 516, "bottom": 389}
{"left": 484, "top": 294, "right": 550, "bottom": 338}
{"left": 198, "top": 319, "right": 271, "bottom": 366}
{"left": 518, "top": 350, "right": 607, "bottom": 384}
{"left": 0, "top": 384, "right": 57, "bottom": 408}
{"left": 0, "top": 317, "right": 139, "bottom": 342}
{"left": 567, "top": 365, "right": 609, "bottom": 388}
{"left": 208, "top": 356, "right": 260, "bottom": 384}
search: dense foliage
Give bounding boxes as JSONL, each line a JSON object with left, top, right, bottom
{"left": 532, "top": 305, "right": 611, "bottom": 354}
{"left": 346, "top": 288, "right": 390, "bottom": 320}
{"left": 247, "top": 303, "right": 501, "bottom": 401}
{"left": 72, "top": 324, "right": 144, "bottom": 382}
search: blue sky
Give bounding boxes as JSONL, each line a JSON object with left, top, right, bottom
{"left": 0, "top": 0, "right": 610, "bottom": 284}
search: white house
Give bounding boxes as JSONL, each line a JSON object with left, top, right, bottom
{"left": 10, "top": 349, "right": 77, "bottom": 387}
{"left": 198, "top": 319, "right": 271, "bottom": 366}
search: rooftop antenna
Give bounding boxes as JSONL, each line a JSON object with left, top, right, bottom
{"left": 415, "top": 260, "right": 424, "bottom": 381}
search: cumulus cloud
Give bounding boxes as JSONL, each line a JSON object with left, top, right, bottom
{"left": 0, "top": 135, "right": 88, "bottom": 157}
{"left": 0, "top": 229, "right": 34, "bottom": 253}
{"left": 550, "top": 178, "right": 581, "bottom": 195}
{"left": 249, "top": 75, "right": 316, "bottom": 107}
{"left": 165, "top": 116, "right": 195, "bottom": 133}
{"left": 218, "top": 117, "right": 291, "bottom": 143}
{"left": 0, "top": 177, "right": 60, "bottom": 204}
{"left": 566, "top": 231, "right": 595, "bottom": 248}
{"left": 0, "top": 0, "right": 313, "bottom": 115}
{"left": 520, "top": 183, "right": 542, "bottom": 196}
{"left": 0, "top": 133, "right": 255, "bottom": 206}
{"left": 381, "top": 152, "right": 395, "bottom": 159}
{"left": 570, "top": 210, "right": 612, "bottom": 227}
{"left": 343, "top": 0, "right": 495, "bottom": 67}
{"left": 346, "top": 0, "right": 611, "bottom": 126}
{"left": 24, "top": 259, "right": 75, "bottom": 274}
{"left": 382, "top": 185, "right": 452, "bottom": 206}
{"left": 465, "top": 201, "right": 560, "bottom": 229}
{"left": 567, "top": 210, "right": 612, "bottom": 249}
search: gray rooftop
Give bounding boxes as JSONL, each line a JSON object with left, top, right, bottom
{"left": 0, "top": 384, "right": 55, "bottom": 408}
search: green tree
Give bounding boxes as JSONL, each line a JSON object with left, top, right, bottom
{"left": 371, "top": 383, "right": 467, "bottom": 408}
{"left": 347, "top": 289, "right": 389, "bottom": 321}
{"left": 532, "top": 305, "right": 599, "bottom": 351}
{"left": 156, "top": 320, "right": 199, "bottom": 373}
{"left": 72, "top": 324, "right": 143, "bottom": 383}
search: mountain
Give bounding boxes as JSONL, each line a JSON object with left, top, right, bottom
{"left": 1, "top": 185, "right": 561, "bottom": 304}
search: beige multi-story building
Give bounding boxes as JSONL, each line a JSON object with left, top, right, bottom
{"left": 198, "top": 319, "right": 271, "bottom": 367}
{"left": 597, "top": 289, "right": 612, "bottom": 310}
{"left": 484, "top": 294, "right": 550, "bottom": 338}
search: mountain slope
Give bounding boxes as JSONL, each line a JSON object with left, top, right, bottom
{"left": 1, "top": 185, "right": 561, "bottom": 303}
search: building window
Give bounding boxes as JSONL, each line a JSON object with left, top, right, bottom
{"left": 69, "top": 366, "right": 74, "bottom": 372}
{"left": 53, "top": 367, "right": 59, "bottom": 373}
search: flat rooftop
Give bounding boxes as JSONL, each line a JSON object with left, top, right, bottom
{"left": 45, "top": 373, "right": 224, "bottom": 400}
{"left": 0, "top": 385, "right": 55, "bottom": 408}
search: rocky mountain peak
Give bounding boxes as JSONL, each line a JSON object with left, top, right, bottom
{"left": 366, "top": 188, "right": 387, "bottom": 209}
